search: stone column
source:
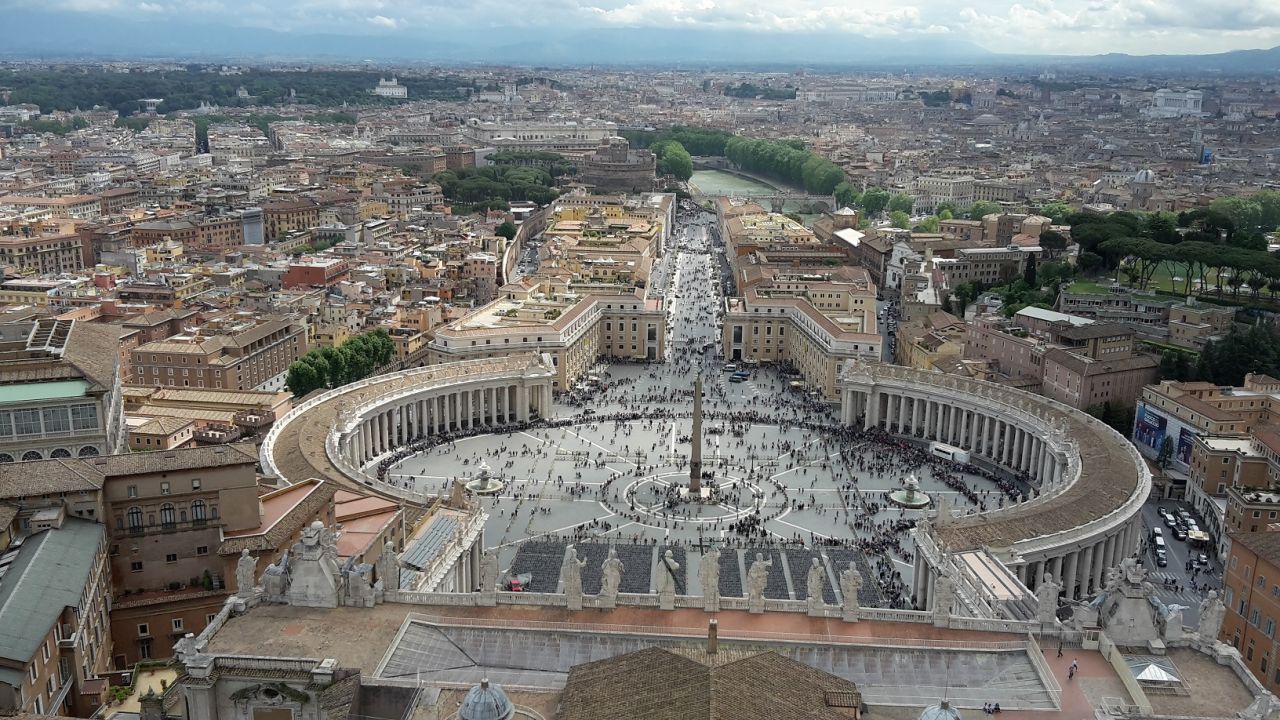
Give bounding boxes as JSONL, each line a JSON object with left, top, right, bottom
{"left": 1064, "top": 551, "right": 1079, "bottom": 599}
{"left": 1090, "top": 540, "right": 1106, "bottom": 593}
{"left": 1078, "top": 543, "right": 1094, "bottom": 596}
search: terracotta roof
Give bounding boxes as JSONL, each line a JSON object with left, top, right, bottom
{"left": 1228, "top": 530, "right": 1280, "bottom": 567}
{"left": 558, "top": 647, "right": 860, "bottom": 720}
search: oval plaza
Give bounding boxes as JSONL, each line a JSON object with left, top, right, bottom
{"left": 262, "top": 347, "right": 1149, "bottom": 614}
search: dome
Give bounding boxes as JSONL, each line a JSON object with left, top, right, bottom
{"left": 1133, "top": 169, "right": 1155, "bottom": 184}
{"left": 972, "top": 113, "right": 1004, "bottom": 125}
{"left": 920, "top": 701, "right": 963, "bottom": 720}
{"left": 459, "top": 679, "right": 514, "bottom": 720}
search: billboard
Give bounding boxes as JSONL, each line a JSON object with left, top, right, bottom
{"left": 1133, "top": 400, "right": 1198, "bottom": 471}
{"left": 1200, "top": 146, "right": 1215, "bottom": 165}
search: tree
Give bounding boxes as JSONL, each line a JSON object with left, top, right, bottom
{"left": 1039, "top": 201, "right": 1073, "bottom": 223}
{"left": 968, "top": 201, "right": 1002, "bottom": 219}
{"left": 938, "top": 208, "right": 954, "bottom": 221}
{"left": 888, "top": 194, "right": 914, "bottom": 214}
{"left": 652, "top": 140, "right": 693, "bottom": 181}
{"left": 286, "top": 361, "right": 322, "bottom": 397}
{"left": 496, "top": 221, "right": 517, "bottom": 240}
{"left": 917, "top": 215, "right": 941, "bottom": 232}
{"left": 1039, "top": 230, "right": 1068, "bottom": 260}
{"left": 889, "top": 210, "right": 911, "bottom": 229}
{"left": 860, "top": 187, "right": 891, "bottom": 217}
{"left": 834, "top": 181, "right": 861, "bottom": 209}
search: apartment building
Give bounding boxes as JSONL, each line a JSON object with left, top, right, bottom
{"left": 1057, "top": 286, "right": 1232, "bottom": 349}
{"left": 282, "top": 257, "right": 351, "bottom": 290}
{"left": 262, "top": 200, "right": 319, "bottom": 240}
{"left": 130, "top": 315, "right": 307, "bottom": 392}
{"left": 425, "top": 285, "right": 665, "bottom": 391}
{"left": 0, "top": 515, "right": 112, "bottom": 717}
{"left": 962, "top": 308, "right": 1157, "bottom": 410}
{"left": 0, "top": 219, "right": 87, "bottom": 274}
{"left": 130, "top": 214, "right": 246, "bottom": 253}
{"left": 1220, "top": 529, "right": 1280, "bottom": 695}
{"left": 0, "top": 194, "right": 101, "bottom": 220}
{"left": 912, "top": 175, "right": 974, "bottom": 212}
{"left": 0, "top": 318, "right": 126, "bottom": 462}
{"left": 933, "top": 246, "right": 1038, "bottom": 289}
{"left": 1134, "top": 374, "right": 1280, "bottom": 474}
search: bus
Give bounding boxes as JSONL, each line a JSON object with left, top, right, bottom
{"left": 930, "top": 442, "right": 971, "bottom": 464}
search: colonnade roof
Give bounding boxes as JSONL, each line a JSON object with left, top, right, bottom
{"left": 263, "top": 354, "right": 551, "bottom": 493}
{"left": 840, "top": 361, "right": 1145, "bottom": 553}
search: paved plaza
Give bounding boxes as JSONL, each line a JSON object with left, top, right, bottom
{"left": 385, "top": 209, "right": 1026, "bottom": 607}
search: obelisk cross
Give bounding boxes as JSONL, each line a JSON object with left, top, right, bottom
{"left": 690, "top": 374, "right": 703, "bottom": 492}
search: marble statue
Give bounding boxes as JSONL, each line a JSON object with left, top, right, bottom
{"left": 600, "top": 548, "right": 624, "bottom": 606}
{"left": 346, "top": 563, "right": 375, "bottom": 608}
{"left": 377, "top": 541, "right": 399, "bottom": 594}
{"left": 840, "top": 562, "right": 864, "bottom": 622}
{"left": 477, "top": 551, "right": 499, "bottom": 606}
{"left": 656, "top": 549, "right": 680, "bottom": 609}
{"left": 1036, "top": 572, "right": 1062, "bottom": 624}
{"left": 932, "top": 571, "right": 957, "bottom": 624}
{"left": 235, "top": 549, "right": 257, "bottom": 596}
{"left": 806, "top": 558, "right": 826, "bottom": 615}
{"left": 1198, "top": 590, "right": 1227, "bottom": 645}
{"left": 746, "top": 553, "right": 772, "bottom": 613}
{"left": 699, "top": 548, "right": 721, "bottom": 612}
{"left": 562, "top": 546, "right": 587, "bottom": 610}
{"left": 262, "top": 560, "right": 288, "bottom": 599}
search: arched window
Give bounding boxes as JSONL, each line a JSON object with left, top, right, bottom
{"left": 160, "top": 503, "right": 176, "bottom": 529}
{"left": 0, "top": 453, "right": 12, "bottom": 463}
{"left": 21, "top": 450, "right": 42, "bottom": 461}
{"left": 78, "top": 446, "right": 100, "bottom": 457}
{"left": 192, "top": 500, "right": 207, "bottom": 523}
{"left": 127, "top": 507, "right": 143, "bottom": 530}
{"left": 50, "top": 448, "right": 72, "bottom": 459}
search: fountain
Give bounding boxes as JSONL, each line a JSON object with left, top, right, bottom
{"left": 465, "top": 460, "right": 506, "bottom": 495}
{"left": 888, "top": 474, "right": 932, "bottom": 509}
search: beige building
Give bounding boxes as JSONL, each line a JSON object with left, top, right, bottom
{"left": 425, "top": 284, "right": 665, "bottom": 391}
{"left": 0, "top": 219, "right": 86, "bottom": 274}
{"left": 722, "top": 270, "right": 882, "bottom": 398}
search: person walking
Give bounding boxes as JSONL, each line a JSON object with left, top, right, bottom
{"left": 1068, "top": 658, "right": 1078, "bottom": 680}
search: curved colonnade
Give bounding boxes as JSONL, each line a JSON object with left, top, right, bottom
{"left": 838, "top": 360, "right": 1151, "bottom": 608}
{"left": 260, "top": 354, "right": 556, "bottom": 500}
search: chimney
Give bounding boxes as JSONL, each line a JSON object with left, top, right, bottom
{"left": 707, "top": 619, "right": 718, "bottom": 655}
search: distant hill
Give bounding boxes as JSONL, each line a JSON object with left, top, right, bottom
{"left": 2, "top": 10, "right": 1278, "bottom": 73}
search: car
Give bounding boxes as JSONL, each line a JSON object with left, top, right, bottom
{"left": 722, "top": 363, "right": 738, "bottom": 372}
{"left": 1173, "top": 528, "right": 1188, "bottom": 541}
{"left": 1196, "top": 553, "right": 1210, "bottom": 567}
{"left": 728, "top": 375, "right": 746, "bottom": 383}
{"left": 1156, "top": 553, "right": 1168, "bottom": 567}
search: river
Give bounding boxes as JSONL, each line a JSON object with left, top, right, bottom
{"left": 689, "top": 169, "right": 819, "bottom": 224}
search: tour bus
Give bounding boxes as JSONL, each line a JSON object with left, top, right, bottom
{"left": 929, "top": 442, "right": 971, "bottom": 464}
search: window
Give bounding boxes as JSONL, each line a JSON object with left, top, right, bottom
{"left": 130, "top": 561, "right": 143, "bottom": 572}
{"left": 42, "top": 407, "right": 70, "bottom": 434}
{"left": 160, "top": 482, "right": 170, "bottom": 495}
{"left": 127, "top": 507, "right": 142, "bottom": 529}
{"left": 41, "top": 640, "right": 50, "bottom": 662}
{"left": 70, "top": 404, "right": 98, "bottom": 431}
{"left": 138, "top": 638, "right": 152, "bottom": 660}
{"left": 165, "top": 553, "right": 177, "bottom": 563}
{"left": 171, "top": 619, "right": 183, "bottom": 632}
{"left": 13, "top": 409, "right": 41, "bottom": 435}
{"left": 29, "top": 663, "right": 37, "bottom": 682}
{"left": 192, "top": 500, "right": 206, "bottom": 523}
{"left": 137, "top": 623, "right": 150, "bottom": 637}
{"left": 1252, "top": 608, "right": 1262, "bottom": 626}
{"left": 127, "top": 485, "right": 138, "bottom": 498}
{"left": 160, "top": 503, "right": 175, "bottom": 528}
{"left": 192, "top": 479, "right": 201, "bottom": 490}
{"left": 196, "top": 545, "right": 208, "bottom": 556}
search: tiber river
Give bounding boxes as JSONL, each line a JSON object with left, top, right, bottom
{"left": 688, "top": 169, "right": 821, "bottom": 223}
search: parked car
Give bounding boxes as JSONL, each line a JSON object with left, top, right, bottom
{"left": 1163, "top": 514, "right": 1178, "bottom": 528}
{"left": 1196, "top": 553, "right": 1210, "bottom": 566}
{"left": 1155, "top": 551, "right": 1169, "bottom": 567}
{"left": 1173, "top": 527, "right": 1188, "bottom": 541}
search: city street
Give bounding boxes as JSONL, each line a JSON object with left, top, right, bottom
{"left": 1137, "top": 498, "right": 1224, "bottom": 624}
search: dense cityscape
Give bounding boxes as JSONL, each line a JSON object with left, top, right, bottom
{"left": 1, "top": 31, "right": 1280, "bottom": 720}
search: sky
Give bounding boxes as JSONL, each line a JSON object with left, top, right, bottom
{"left": 13, "top": 0, "right": 1280, "bottom": 56}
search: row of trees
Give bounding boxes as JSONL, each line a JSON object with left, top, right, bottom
{"left": 487, "top": 151, "right": 577, "bottom": 178}
{"left": 620, "top": 126, "right": 735, "bottom": 156}
{"left": 651, "top": 140, "right": 694, "bottom": 181}
{"left": 285, "top": 330, "right": 395, "bottom": 397}
{"left": 723, "top": 136, "right": 846, "bottom": 194}
{"left": 432, "top": 166, "right": 559, "bottom": 206}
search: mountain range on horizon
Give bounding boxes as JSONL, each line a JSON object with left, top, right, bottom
{"left": 4, "top": 10, "right": 1280, "bottom": 73}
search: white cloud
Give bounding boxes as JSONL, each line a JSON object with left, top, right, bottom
{"left": 366, "top": 14, "right": 400, "bottom": 28}
{"left": 32, "top": 0, "right": 1280, "bottom": 54}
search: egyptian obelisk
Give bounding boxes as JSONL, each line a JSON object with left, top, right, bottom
{"left": 690, "top": 375, "right": 703, "bottom": 493}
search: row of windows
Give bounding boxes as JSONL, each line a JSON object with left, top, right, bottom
{"left": 120, "top": 500, "right": 214, "bottom": 530}
{"left": 0, "top": 404, "right": 99, "bottom": 437}
{"left": 0, "top": 446, "right": 99, "bottom": 463}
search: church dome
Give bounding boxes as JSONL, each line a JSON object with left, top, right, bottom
{"left": 1133, "top": 168, "right": 1156, "bottom": 184}
{"left": 920, "top": 700, "right": 963, "bottom": 720}
{"left": 459, "top": 679, "right": 514, "bottom": 720}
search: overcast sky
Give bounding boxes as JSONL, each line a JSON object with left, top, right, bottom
{"left": 24, "top": 0, "right": 1280, "bottom": 56}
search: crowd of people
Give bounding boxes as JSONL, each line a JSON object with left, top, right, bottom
{"left": 370, "top": 207, "right": 1039, "bottom": 611}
